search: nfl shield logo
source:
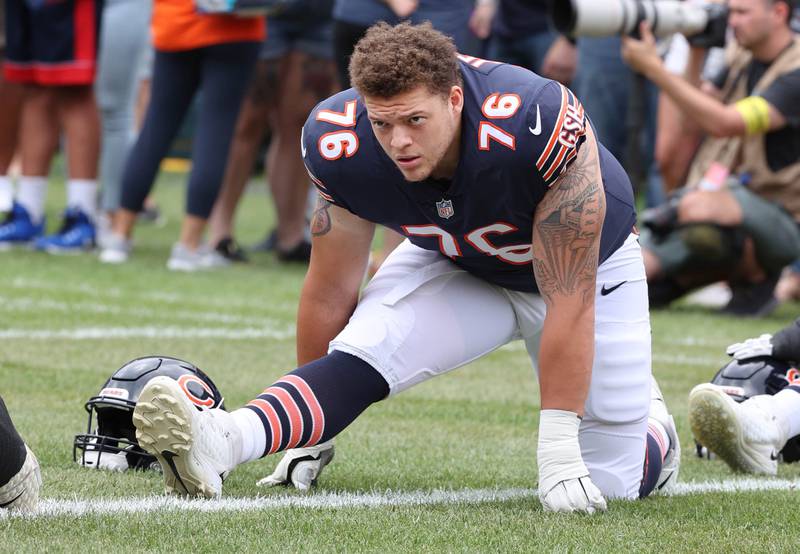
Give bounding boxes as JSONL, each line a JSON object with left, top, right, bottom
{"left": 436, "top": 198, "right": 455, "bottom": 219}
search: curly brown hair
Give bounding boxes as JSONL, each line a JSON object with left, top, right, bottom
{"left": 349, "top": 22, "right": 462, "bottom": 98}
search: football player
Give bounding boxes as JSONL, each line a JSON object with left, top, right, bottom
{"left": 132, "top": 22, "right": 680, "bottom": 513}
{"left": 0, "top": 394, "right": 41, "bottom": 513}
{"left": 689, "top": 317, "right": 800, "bottom": 474}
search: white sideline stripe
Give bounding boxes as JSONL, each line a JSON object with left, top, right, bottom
{"left": 0, "top": 295, "right": 280, "bottom": 327}
{"left": 6, "top": 277, "right": 297, "bottom": 312}
{"left": 0, "top": 326, "right": 294, "bottom": 340}
{"left": 6, "top": 478, "right": 799, "bottom": 519}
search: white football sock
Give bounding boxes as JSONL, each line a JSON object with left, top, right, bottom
{"left": 66, "top": 179, "right": 98, "bottom": 220}
{"left": 231, "top": 408, "right": 267, "bottom": 465}
{"left": 770, "top": 388, "right": 800, "bottom": 439}
{"left": 16, "top": 176, "right": 48, "bottom": 224}
{"left": 0, "top": 175, "right": 13, "bottom": 212}
{"left": 647, "top": 419, "right": 671, "bottom": 462}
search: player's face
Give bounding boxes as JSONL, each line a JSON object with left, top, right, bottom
{"left": 364, "top": 85, "right": 464, "bottom": 182}
{"left": 728, "top": 0, "right": 780, "bottom": 48}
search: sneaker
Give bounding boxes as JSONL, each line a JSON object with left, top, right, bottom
{"left": 650, "top": 377, "right": 681, "bottom": 491}
{"left": 166, "top": 242, "right": 231, "bottom": 272}
{"left": 215, "top": 237, "right": 249, "bottom": 263}
{"left": 250, "top": 228, "right": 278, "bottom": 253}
{"left": 0, "top": 445, "right": 42, "bottom": 513}
{"left": 689, "top": 384, "right": 786, "bottom": 475}
{"left": 99, "top": 233, "right": 132, "bottom": 264}
{"left": 276, "top": 239, "right": 312, "bottom": 263}
{"left": 138, "top": 203, "right": 164, "bottom": 226}
{"left": 133, "top": 376, "right": 241, "bottom": 498}
{"left": 0, "top": 202, "right": 45, "bottom": 250}
{"left": 34, "top": 207, "right": 96, "bottom": 253}
{"left": 721, "top": 276, "right": 779, "bottom": 318}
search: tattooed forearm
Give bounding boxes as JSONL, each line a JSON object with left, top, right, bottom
{"left": 532, "top": 139, "right": 606, "bottom": 305}
{"left": 311, "top": 195, "right": 333, "bottom": 237}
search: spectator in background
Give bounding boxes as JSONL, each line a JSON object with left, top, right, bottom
{"left": 333, "top": 0, "right": 487, "bottom": 89}
{"left": 621, "top": 0, "right": 800, "bottom": 316}
{"left": 487, "top": 0, "right": 576, "bottom": 84}
{"left": 0, "top": 0, "right": 102, "bottom": 252}
{"left": 99, "top": 0, "right": 264, "bottom": 270}
{"left": 208, "top": 1, "right": 338, "bottom": 263}
{"left": 95, "top": 0, "right": 153, "bottom": 235}
{"left": 571, "top": 22, "right": 662, "bottom": 209}
{"left": 0, "top": 0, "right": 23, "bottom": 215}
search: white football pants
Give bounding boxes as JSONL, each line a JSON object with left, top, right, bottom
{"left": 331, "top": 233, "right": 651, "bottom": 499}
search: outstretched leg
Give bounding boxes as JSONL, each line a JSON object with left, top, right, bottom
{"left": 133, "top": 351, "right": 389, "bottom": 497}
{"left": 0, "top": 394, "right": 41, "bottom": 513}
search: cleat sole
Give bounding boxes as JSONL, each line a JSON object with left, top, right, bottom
{"left": 689, "top": 384, "right": 775, "bottom": 475}
{"left": 133, "top": 377, "right": 220, "bottom": 498}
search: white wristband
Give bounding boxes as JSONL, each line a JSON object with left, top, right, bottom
{"left": 537, "top": 409, "right": 590, "bottom": 496}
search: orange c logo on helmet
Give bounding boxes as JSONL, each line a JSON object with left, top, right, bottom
{"left": 177, "top": 374, "right": 215, "bottom": 408}
{"left": 787, "top": 368, "right": 800, "bottom": 387}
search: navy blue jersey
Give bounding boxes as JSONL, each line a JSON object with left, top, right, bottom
{"left": 302, "top": 57, "right": 636, "bottom": 293}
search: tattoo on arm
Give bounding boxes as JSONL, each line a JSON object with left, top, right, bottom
{"left": 311, "top": 195, "right": 333, "bottom": 237}
{"left": 532, "top": 140, "right": 605, "bottom": 305}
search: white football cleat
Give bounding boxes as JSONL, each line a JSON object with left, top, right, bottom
{"left": 133, "top": 376, "right": 242, "bottom": 498}
{"left": 0, "top": 445, "right": 42, "bottom": 513}
{"left": 649, "top": 377, "right": 681, "bottom": 491}
{"left": 689, "top": 384, "right": 786, "bottom": 475}
{"left": 256, "top": 440, "right": 335, "bottom": 491}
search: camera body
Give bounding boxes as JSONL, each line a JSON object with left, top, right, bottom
{"left": 550, "top": 0, "right": 728, "bottom": 47}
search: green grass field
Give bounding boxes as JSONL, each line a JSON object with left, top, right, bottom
{"left": 2, "top": 171, "right": 800, "bottom": 552}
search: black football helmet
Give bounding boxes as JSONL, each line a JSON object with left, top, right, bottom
{"left": 74, "top": 356, "right": 224, "bottom": 471}
{"left": 695, "top": 356, "right": 800, "bottom": 463}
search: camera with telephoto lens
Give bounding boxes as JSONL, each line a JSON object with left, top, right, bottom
{"left": 550, "top": 0, "right": 729, "bottom": 48}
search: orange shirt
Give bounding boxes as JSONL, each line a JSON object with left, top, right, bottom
{"left": 152, "top": 0, "right": 265, "bottom": 52}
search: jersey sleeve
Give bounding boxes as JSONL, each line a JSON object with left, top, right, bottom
{"left": 758, "top": 68, "right": 800, "bottom": 126}
{"left": 529, "top": 81, "right": 588, "bottom": 188}
{"left": 301, "top": 115, "right": 352, "bottom": 210}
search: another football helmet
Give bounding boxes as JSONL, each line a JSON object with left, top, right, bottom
{"left": 694, "top": 356, "right": 800, "bottom": 463}
{"left": 74, "top": 356, "right": 224, "bottom": 471}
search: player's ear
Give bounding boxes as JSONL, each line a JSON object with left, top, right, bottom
{"left": 448, "top": 85, "right": 464, "bottom": 114}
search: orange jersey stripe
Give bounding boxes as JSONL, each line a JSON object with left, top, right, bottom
{"left": 542, "top": 145, "right": 568, "bottom": 182}
{"left": 536, "top": 85, "right": 568, "bottom": 170}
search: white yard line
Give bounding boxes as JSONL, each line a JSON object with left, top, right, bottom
{"left": 0, "top": 295, "right": 279, "bottom": 327}
{"left": 5, "top": 478, "right": 797, "bottom": 519}
{"left": 0, "top": 326, "right": 295, "bottom": 341}
{"left": 6, "top": 277, "right": 297, "bottom": 312}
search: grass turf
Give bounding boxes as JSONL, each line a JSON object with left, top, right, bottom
{"left": 1, "top": 171, "right": 799, "bottom": 551}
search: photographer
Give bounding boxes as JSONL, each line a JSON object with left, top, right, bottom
{"left": 621, "top": 0, "right": 800, "bottom": 316}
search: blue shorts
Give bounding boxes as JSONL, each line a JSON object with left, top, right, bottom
{"left": 4, "top": 0, "right": 101, "bottom": 85}
{"left": 260, "top": 16, "right": 334, "bottom": 61}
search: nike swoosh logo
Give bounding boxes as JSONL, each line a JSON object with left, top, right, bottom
{"left": 600, "top": 281, "right": 627, "bottom": 296}
{"left": 529, "top": 105, "right": 542, "bottom": 135}
{"left": 161, "top": 450, "right": 191, "bottom": 495}
{"left": 0, "top": 491, "right": 23, "bottom": 508}
{"left": 770, "top": 451, "right": 779, "bottom": 461}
